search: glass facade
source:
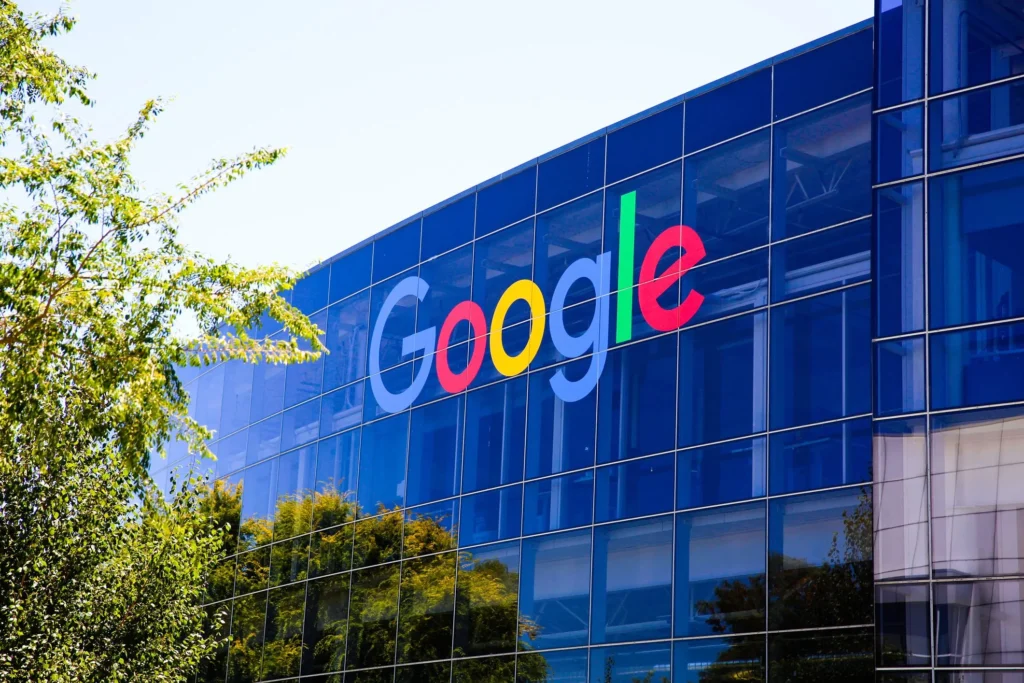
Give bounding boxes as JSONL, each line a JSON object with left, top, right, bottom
{"left": 150, "top": 5, "right": 1024, "bottom": 682}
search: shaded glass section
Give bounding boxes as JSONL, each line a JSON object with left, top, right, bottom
{"left": 227, "top": 591, "right": 267, "bottom": 683}
{"left": 538, "top": 137, "right": 605, "bottom": 211}
{"left": 930, "top": 79, "right": 1024, "bottom": 172}
{"left": 534, "top": 192, "right": 603, "bottom": 309}
{"left": 876, "top": 181, "right": 925, "bottom": 337}
{"left": 519, "top": 529, "right": 591, "bottom": 650}
{"left": 357, "top": 414, "right": 408, "bottom": 514}
{"left": 463, "top": 377, "right": 527, "bottom": 493}
{"left": 522, "top": 469, "right": 593, "bottom": 536}
{"left": 677, "top": 437, "right": 767, "bottom": 510}
{"left": 876, "top": 104, "right": 925, "bottom": 183}
{"left": 773, "top": 29, "right": 873, "bottom": 120}
{"left": 588, "top": 642, "right": 671, "bottom": 683}
{"left": 606, "top": 104, "right": 683, "bottom": 184}
{"left": 302, "top": 573, "right": 350, "bottom": 675}
{"left": 422, "top": 194, "right": 474, "bottom": 261}
{"left": 407, "top": 396, "right": 463, "bottom": 506}
{"left": 877, "top": 336, "right": 926, "bottom": 416}
{"left": 372, "top": 220, "right": 420, "bottom": 282}
{"left": 685, "top": 69, "right": 771, "bottom": 153}
{"left": 929, "top": 0, "right": 1024, "bottom": 95}
{"left": 324, "top": 291, "right": 370, "bottom": 392}
{"left": 261, "top": 583, "right": 305, "bottom": 679}
{"left": 877, "top": 582, "right": 932, "bottom": 668}
{"left": 673, "top": 635, "right": 766, "bottom": 683}
{"left": 768, "top": 627, "right": 873, "bottom": 683}
{"left": 770, "top": 218, "right": 871, "bottom": 303}
{"left": 329, "top": 244, "right": 372, "bottom": 304}
{"left": 396, "top": 552, "right": 456, "bottom": 664}
{"left": 347, "top": 564, "right": 400, "bottom": 669}
{"left": 459, "top": 485, "right": 522, "bottom": 547}
{"left": 877, "top": 0, "right": 925, "bottom": 107}
{"left": 594, "top": 453, "right": 674, "bottom": 523}
{"left": 768, "top": 417, "right": 872, "bottom": 496}
{"left": 526, "top": 359, "right": 597, "bottom": 478}
{"left": 931, "top": 321, "right": 1024, "bottom": 410}
{"left": 404, "top": 499, "right": 458, "bottom": 557}
{"left": 476, "top": 167, "right": 536, "bottom": 237}
{"left": 453, "top": 541, "right": 520, "bottom": 657}
{"left": 936, "top": 579, "right": 1024, "bottom": 667}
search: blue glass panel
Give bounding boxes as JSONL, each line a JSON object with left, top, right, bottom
{"left": 684, "top": 249, "right": 768, "bottom": 325}
{"left": 372, "top": 220, "right": 420, "bottom": 282}
{"left": 412, "top": 343, "right": 465, "bottom": 408}
{"left": 591, "top": 516, "right": 673, "bottom": 643}
{"left": 518, "top": 648, "right": 587, "bottom": 682}
{"left": 589, "top": 642, "right": 671, "bottom": 682}
{"left": 454, "top": 541, "right": 520, "bottom": 657}
{"left": 280, "top": 398, "right": 320, "bottom": 453}
{"left": 877, "top": 583, "right": 932, "bottom": 668}
{"left": 877, "top": 105, "right": 926, "bottom": 186}
{"left": 935, "top": 579, "right": 1024, "bottom": 666}
{"left": 769, "top": 417, "right": 872, "bottom": 495}
{"left": 770, "top": 286, "right": 871, "bottom": 429}
{"left": 357, "top": 413, "right": 409, "bottom": 515}
{"left": 768, "top": 488, "right": 874, "bottom": 630}
{"left": 678, "top": 311, "right": 768, "bottom": 448}
{"left": 518, "top": 529, "right": 591, "bottom": 649}
{"left": 522, "top": 470, "right": 593, "bottom": 536}
{"left": 930, "top": 80, "right": 1024, "bottom": 172}
{"left": 220, "top": 360, "right": 253, "bottom": 437}
{"left": 768, "top": 628, "right": 873, "bottom": 681}
{"left": 876, "top": 181, "right": 925, "bottom": 337}
{"left": 422, "top": 194, "right": 474, "bottom": 260}
{"left": 683, "top": 129, "right": 771, "bottom": 262}
{"left": 246, "top": 413, "right": 282, "bottom": 465}
{"left": 293, "top": 265, "right": 329, "bottom": 315}
{"left": 362, "top": 362, "right": 412, "bottom": 422}
{"left": 929, "top": 0, "right": 1024, "bottom": 95}
{"left": 931, "top": 320, "right": 1024, "bottom": 410}
{"left": 772, "top": 93, "right": 872, "bottom": 240}
{"left": 877, "top": 337, "right": 926, "bottom": 416}
{"left": 677, "top": 437, "right": 766, "bottom": 510}
{"left": 407, "top": 395, "right": 463, "bottom": 506}
{"left": 462, "top": 376, "right": 527, "bottom": 493}
{"left": 526, "top": 359, "right": 597, "bottom": 479}
{"left": 774, "top": 30, "right": 873, "bottom": 120}
{"left": 324, "top": 289, "right": 370, "bottom": 392}
{"left": 459, "top": 485, "right": 522, "bottom": 547}
{"left": 771, "top": 219, "right": 871, "bottom": 303}
{"left": 595, "top": 453, "right": 674, "bottom": 523}
{"left": 604, "top": 163, "right": 682, "bottom": 296}
{"left": 195, "top": 364, "right": 225, "bottom": 436}
{"left": 472, "top": 219, "right": 535, "bottom": 327}
{"left": 877, "top": 0, "right": 925, "bottom": 107}
{"left": 476, "top": 167, "right": 536, "bottom": 237}
{"left": 675, "top": 501, "right": 766, "bottom": 637}
{"left": 273, "top": 444, "right": 316, "bottom": 540}
{"left": 239, "top": 457, "right": 278, "bottom": 550}
{"left": 314, "top": 429, "right": 359, "bottom": 529}
{"left": 538, "top": 136, "right": 605, "bottom": 211}
{"left": 329, "top": 243, "right": 372, "bottom": 304}
{"left": 215, "top": 429, "right": 248, "bottom": 479}
{"left": 416, "top": 244, "right": 473, "bottom": 344}
{"left": 284, "top": 309, "right": 326, "bottom": 407}
{"left": 685, "top": 69, "right": 771, "bottom": 153}
{"left": 320, "top": 381, "right": 363, "bottom": 438}
{"left": 534, "top": 192, "right": 604, "bottom": 309}
{"left": 929, "top": 158, "right": 1024, "bottom": 328}
{"left": 597, "top": 333, "right": 677, "bottom": 463}
{"left": 673, "top": 635, "right": 766, "bottom": 683}
{"left": 403, "top": 499, "right": 458, "bottom": 556}
{"left": 607, "top": 104, "right": 683, "bottom": 183}
{"left": 370, "top": 274, "right": 419, "bottom": 372}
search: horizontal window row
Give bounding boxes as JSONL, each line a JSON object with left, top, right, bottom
{"left": 200, "top": 491, "right": 872, "bottom": 681}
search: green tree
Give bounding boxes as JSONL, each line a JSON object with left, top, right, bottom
{"left": 0, "top": 3, "right": 320, "bottom": 680}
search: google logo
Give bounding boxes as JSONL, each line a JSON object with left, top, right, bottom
{"left": 369, "top": 191, "right": 706, "bottom": 414}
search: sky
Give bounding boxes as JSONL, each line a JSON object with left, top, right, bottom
{"left": 25, "top": 0, "right": 872, "bottom": 273}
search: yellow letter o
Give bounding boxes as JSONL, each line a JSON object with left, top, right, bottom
{"left": 489, "top": 279, "right": 546, "bottom": 377}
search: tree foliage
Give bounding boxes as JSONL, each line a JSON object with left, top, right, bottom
{"left": 0, "top": 2, "right": 319, "bottom": 680}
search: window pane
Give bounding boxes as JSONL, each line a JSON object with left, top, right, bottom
{"left": 472, "top": 219, "right": 536, "bottom": 327}
{"left": 877, "top": 337, "right": 926, "bottom": 416}
{"left": 324, "top": 290, "right": 370, "bottom": 392}
{"left": 358, "top": 414, "right": 409, "bottom": 515}
{"left": 773, "top": 30, "right": 873, "bottom": 120}
{"left": 929, "top": 0, "right": 1024, "bottom": 95}
{"left": 673, "top": 635, "right": 765, "bottom": 683}
{"left": 246, "top": 413, "right": 282, "bottom": 466}
{"left": 929, "top": 159, "right": 1024, "bottom": 328}
{"left": 407, "top": 396, "right": 463, "bottom": 506}
{"left": 519, "top": 529, "right": 591, "bottom": 650}
{"left": 215, "top": 429, "right": 247, "bottom": 479}
{"left": 221, "top": 360, "right": 253, "bottom": 437}
{"left": 534, "top": 192, "right": 604, "bottom": 309}
{"left": 363, "top": 363, "right": 413, "bottom": 423}
{"left": 538, "top": 136, "right": 605, "bottom": 211}
{"left": 453, "top": 541, "right": 520, "bottom": 657}
{"left": 416, "top": 244, "right": 473, "bottom": 344}
{"left": 330, "top": 244, "right": 372, "bottom": 304}
{"left": 930, "top": 80, "right": 1024, "bottom": 172}
{"left": 459, "top": 485, "right": 522, "bottom": 547}
{"left": 936, "top": 673, "right": 1024, "bottom": 683}
{"left": 314, "top": 429, "right": 359, "bottom": 529}
{"left": 588, "top": 642, "right": 671, "bottom": 683}
{"left": 397, "top": 661, "right": 451, "bottom": 683}
{"left": 768, "top": 488, "right": 873, "bottom": 630}
{"left": 597, "top": 333, "right": 677, "bottom": 463}
{"left": 353, "top": 510, "right": 403, "bottom": 569}
{"left": 404, "top": 499, "right": 458, "bottom": 557}
{"left": 876, "top": 583, "right": 932, "bottom": 668}
{"left": 234, "top": 546, "right": 270, "bottom": 597}
{"left": 370, "top": 274, "right": 419, "bottom": 372}
{"left": 280, "top": 399, "right": 319, "bottom": 453}
{"left": 768, "top": 627, "right": 873, "bottom": 682}
{"left": 684, "top": 249, "right": 769, "bottom": 326}
{"left": 770, "top": 218, "right": 871, "bottom": 303}
{"left": 685, "top": 69, "right": 771, "bottom": 153}
{"left": 463, "top": 377, "right": 527, "bottom": 493}
{"left": 452, "top": 655, "right": 515, "bottom": 683}
{"left": 476, "top": 168, "right": 536, "bottom": 238}
{"left": 876, "top": 181, "right": 925, "bottom": 337}
{"left": 347, "top": 564, "right": 401, "bottom": 669}
{"left": 294, "top": 265, "right": 329, "bottom": 315}
{"left": 879, "top": 673, "right": 932, "bottom": 683}
{"left": 594, "top": 453, "right": 674, "bottom": 523}
{"left": 931, "top": 321, "right": 1024, "bottom": 410}
{"left": 677, "top": 437, "right": 767, "bottom": 510}
{"left": 936, "top": 579, "right": 1024, "bottom": 667}
{"left": 309, "top": 524, "right": 353, "bottom": 578}
{"left": 592, "top": 516, "right": 672, "bottom": 644}
{"left": 769, "top": 286, "right": 871, "bottom": 429}
{"left": 239, "top": 458, "right": 277, "bottom": 551}
{"left": 931, "top": 405, "right": 1024, "bottom": 577}
{"left": 768, "top": 417, "right": 872, "bottom": 496}
{"left": 873, "top": 417, "right": 930, "bottom": 581}
{"left": 320, "top": 382, "right": 364, "bottom": 438}
{"left": 683, "top": 129, "right": 770, "bottom": 263}
{"left": 675, "top": 501, "right": 766, "bottom": 637}
{"left": 348, "top": 669, "right": 393, "bottom": 683}
{"left": 526, "top": 359, "right": 597, "bottom": 478}
{"left": 772, "top": 93, "right": 871, "bottom": 240}
{"left": 522, "top": 470, "right": 593, "bottom": 536}
{"left": 877, "top": 0, "right": 925, "bottom": 107}
{"left": 273, "top": 444, "right": 316, "bottom": 540}
{"left": 227, "top": 591, "right": 267, "bottom": 683}
{"left": 517, "top": 648, "right": 587, "bottom": 683}
{"left": 876, "top": 105, "right": 925, "bottom": 183}
{"left": 397, "top": 552, "right": 456, "bottom": 664}
{"left": 261, "top": 583, "right": 304, "bottom": 679}
{"left": 607, "top": 104, "right": 683, "bottom": 183}
{"left": 422, "top": 194, "right": 474, "bottom": 260}
{"left": 678, "top": 311, "right": 767, "bottom": 448}
{"left": 195, "top": 365, "right": 225, "bottom": 436}
{"left": 373, "top": 220, "right": 420, "bottom": 282}
{"left": 250, "top": 361, "right": 285, "bottom": 423}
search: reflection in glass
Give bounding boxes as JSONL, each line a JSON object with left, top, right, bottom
{"left": 272, "top": 445, "right": 315, "bottom": 540}
{"left": 931, "top": 321, "right": 1024, "bottom": 410}
{"left": 589, "top": 642, "right": 671, "bottom": 683}
{"left": 677, "top": 437, "right": 766, "bottom": 510}
{"left": 452, "top": 654, "right": 516, "bottom": 683}
{"left": 454, "top": 541, "right": 520, "bottom": 657}
{"left": 675, "top": 501, "right": 766, "bottom": 637}
{"left": 459, "top": 485, "right": 522, "bottom": 548}
{"left": 876, "top": 181, "right": 925, "bottom": 337}
{"left": 935, "top": 672, "right": 1024, "bottom": 683}
{"left": 347, "top": 564, "right": 401, "bottom": 669}
{"left": 768, "top": 417, "right": 872, "bottom": 496}
{"left": 592, "top": 516, "right": 672, "bottom": 644}
{"left": 876, "top": 105, "right": 925, "bottom": 183}
{"left": 517, "top": 648, "right": 587, "bottom": 682}
{"left": 369, "top": 273, "right": 418, "bottom": 372}
{"left": 239, "top": 457, "right": 277, "bottom": 551}
{"left": 873, "top": 418, "right": 929, "bottom": 581}
{"left": 534, "top": 192, "right": 603, "bottom": 308}
{"left": 682, "top": 249, "right": 768, "bottom": 325}
{"left": 227, "top": 591, "right": 267, "bottom": 683}
{"left": 352, "top": 510, "right": 403, "bottom": 569}
{"left": 463, "top": 377, "right": 527, "bottom": 493}
{"left": 268, "top": 535, "right": 309, "bottom": 587}
{"left": 396, "top": 660, "right": 451, "bottom": 683}
{"left": 877, "top": 336, "right": 926, "bottom": 417}
{"left": 309, "top": 524, "right": 353, "bottom": 578}
{"left": 416, "top": 245, "right": 473, "bottom": 343}
{"left": 397, "top": 552, "right": 456, "bottom": 664}
{"left": 320, "top": 382, "right": 364, "bottom": 438}
{"left": 876, "top": 583, "right": 931, "bottom": 667}
{"left": 877, "top": 0, "right": 924, "bottom": 107}
{"left": 407, "top": 396, "right": 463, "bottom": 506}
{"left": 357, "top": 414, "right": 408, "bottom": 514}
{"left": 672, "top": 635, "right": 766, "bottom": 683}
{"left": 522, "top": 470, "right": 593, "bottom": 536}
{"left": 473, "top": 219, "right": 535, "bottom": 326}
{"left": 234, "top": 545, "right": 270, "bottom": 597}
{"left": 329, "top": 244, "right": 371, "bottom": 304}
{"left": 324, "top": 290, "right": 370, "bottom": 392}
{"left": 767, "top": 627, "right": 873, "bottom": 683}
{"left": 314, "top": 429, "right": 359, "bottom": 530}
{"left": 404, "top": 499, "right": 458, "bottom": 557}
{"left": 261, "top": 583, "right": 305, "bottom": 679}
{"left": 519, "top": 529, "right": 591, "bottom": 650}
{"left": 929, "top": 0, "right": 1024, "bottom": 95}
{"left": 594, "top": 453, "right": 674, "bottom": 523}
{"left": 526, "top": 359, "right": 596, "bottom": 477}
{"left": 770, "top": 218, "right": 871, "bottom": 303}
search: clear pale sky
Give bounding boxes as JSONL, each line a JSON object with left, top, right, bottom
{"left": 26, "top": 0, "right": 871, "bottom": 272}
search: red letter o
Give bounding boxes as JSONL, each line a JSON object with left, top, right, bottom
{"left": 436, "top": 301, "right": 487, "bottom": 393}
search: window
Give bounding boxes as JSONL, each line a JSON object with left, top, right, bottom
{"left": 357, "top": 414, "right": 409, "bottom": 515}
{"left": 526, "top": 359, "right": 597, "bottom": 478}
{"left": 320, "top": 382, "right": 364, "bottom": 438}
{"left": 370, "top": 274, "right": 419, "bottom": 372}
{"left": 293, "top": 264, "right": 329, "bottom": 315}
{"left": 227, "top": 591, "right": 268, "bottom": 683}
{"left": 272, "top": 444, "right": 316, "bottom": 540}
{"left": 876, "top": 181, "right": 925, "bottom": 337}
{"left": 261, "top": 583, "right": 305, "bottom": 678}
{"left": 517, "top": 648, "right": 587, "bottom": 683}
{"left": 372, "top": 220, "right": 420, "bottom": 282}
{"left": 397, "top": 552, "right": 456, "bottom": 664}
{"left": 347, "top": 564, "right": 401, "bottom": 669}
{"left": 929, "top": 0, "right": 1024, "bottom": 95}
{"left": 219, "top": 360, "right": 253, "bottom": 437}
{"left": 876, "top": 105, "right": 924, "bottom": 183}
{"left": 330, "top": 243, "right": 372, "bottom": 303}
{"left": 873, "top": 417, "right": 929, "bottom": 581}
{"left": 773, "top": 30, "right": 873, "bottom": 120}
{"left": 936, "top": 579, "right": 1024, "bottom": 666}
{"left": 452, "top": 655, "right": 515, "bottom": 683}
{"left": 607, "top": 104, "right": 683, "bottom": 183}
{"left": 931, "top": 321, "right": 1024, "bottom": 410}
{"left": 876, "top": 583, "right": 932, "bottom": 668}
{"left": 239, "top": 457, "right": 277, "bottom": 551}
{"left": 929, "top": 79, "right": 1024, "bottom": 172}
{"left": 768, "top": 417, "right": 872, "bottom": 496}
{"left": 324, "top": 290, "right": 371, "bottom": 392}
{"left": 404, "top": 499, "right": 458, "bottom": 556}
{"left": 453, "top": 541, "right": 520, "bottom": 657}
{"left": 768, "top": 627, "right": 873, "bottom": 682}
{"left": 518, "top": 529, "right": 591, "bottom": 650}
{"left": 594, "top": 454, "right": 674, "bottom": 523}
{"left": 673, "top": 636, "right": 766, "bottom": 683}
{"left": 397, "top": 662, "right": 450, "bottom": 683}
{"left": 588, "top": 642, "right": 671, "bottom": 683}
{"left": 534, "top": 192, "right": 604, "bottom": 309}
{"left": 472, "top": 219, "right": 536, "bottom": 326}
{"left": 353, "top": 510, "right": 403, "bottom": 569}
{"left": 877, "top": 0, "right": 925, "bottom": 107}
{"left": 685, "top": 69, "right": 771, "bottom": 153}
{"left": 677, "top": 437, "right": 766, "bottom": 510}
{"left": 877, "top": 337, "right": 926, "bottom": 416}
{"left": 250, "top": 361, "right": 285, "bottom": 423}
{"left": 463, "top": 377, "right": 526, "bottom": 494}
{"left": 538, "top": 136, "right": 605, "bottom": 211}
{"left": 416, "top": 245, "right": 473, "bottom": 344}
{"left": 522, "top": 470, "right": 593, "bottom": 536}
{"left": 314, "top": 429, "right": 360, "bottom": 529}
{"left": 771, "top": 219, "right": 871, "bottom": 303}
{"left": 246, "top": 413, "right": 282, "bottom": 465}
{"left": 309, "top": 523, "right": 353, "bottom": 578}
{"left": 476, "top": 167, "right": 536, "bottom": 237}
{"left": 280, "top": 398, "right": 319, "bottom": 453}
{"left": 422, "top": 193, "right": 474, "bottom": 260}
{"left": 407, "top": 396, "right": 463, "bottom": 506}
{"left": 682, "top": 249, "right": 769, "bottom": 326}
{"left": 459, "top": 485, "right": 522, "bottom": 547}
{"left": 302, "top": 573, "right": 351, "bottom": 675}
